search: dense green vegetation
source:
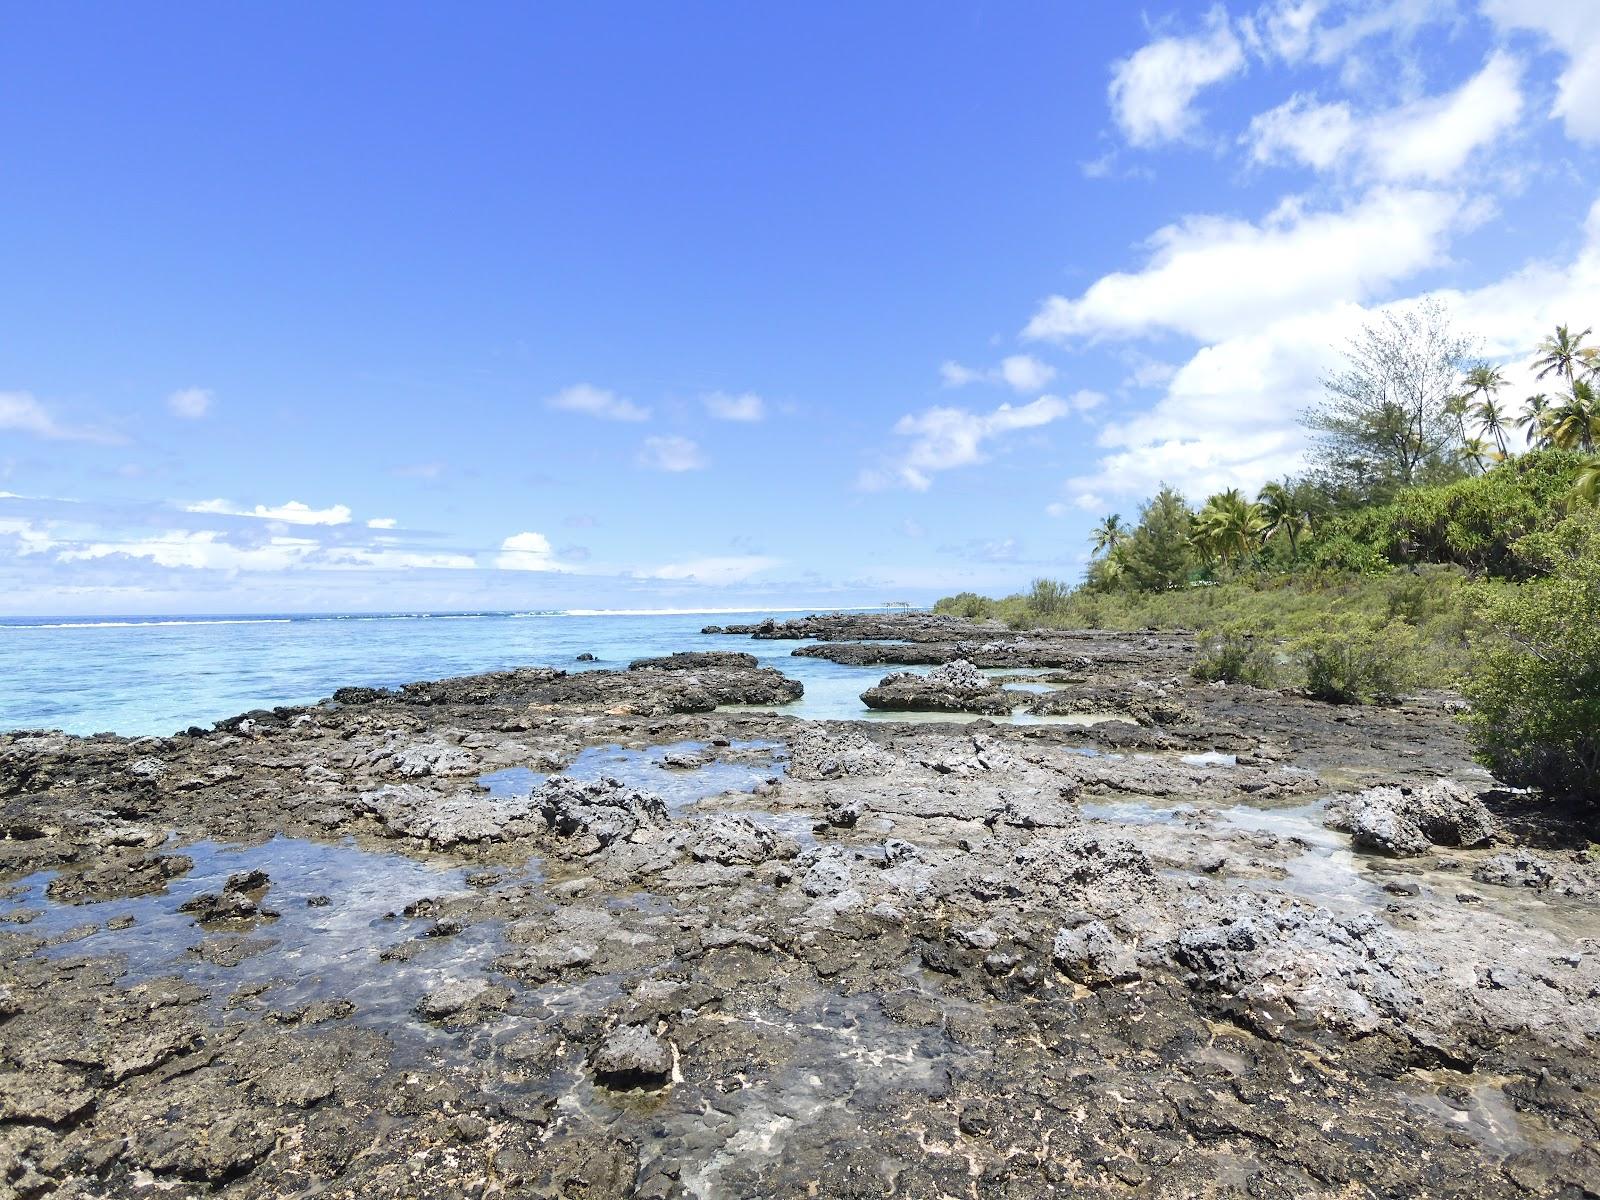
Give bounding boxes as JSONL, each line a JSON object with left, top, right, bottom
{"left": 1464, "top": 509, "right": 1600, "bottom": 800}
{"left": 935, "top": 316, "right": 1600, "bottom": 804}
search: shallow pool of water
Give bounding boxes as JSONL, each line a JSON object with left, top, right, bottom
{"left": 477, "top": 740, "right": 784, "bottom": 811}
{"left": 0, "top": 836, "right": 531, "bottom": 1026}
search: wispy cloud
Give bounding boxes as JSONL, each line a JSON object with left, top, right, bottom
{"left": 860, "top": 394, "right": 1088, "bottom": 491}
{"left": 1245, "top": 52, "right": 1524, "bottom": 183}
{"left": 0, "top": 392, "right": 117, "bottom": 443}
{"left": 702, "top": 391, "right": 765, "bottom": 421}
{"left": 391, "top": 462, "right": 446, "bottom": 480}
{"left": 546, "top": 382, "right": 651, "bottom": 422}
{"left": 1481, "top": 0, "right": 1600, "bottom": 144}
{"left": 638, "top": 435, "right": 708, "bottom": 472}
{"left": 938, "top": 537, "right": 1021, "bottom": 563}
{"left": 185, "top": 499, "right": 353, "bottom": 526}
{"left": 166, "top": 387, "right": 214, "bottom": 419}
{"left": 58, "top": 531, "right": 322, "bottom": 571}
{"left": 939, "top": 354, "right": 1057, "bottom": 394}
{"left": 645, "top": 555, "right": 780, "bottom": 585}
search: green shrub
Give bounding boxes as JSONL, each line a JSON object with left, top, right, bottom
{"left": 1192, "top": 629, "right": 1279, "bottom": 688}
{"left": 1463, "top": 511, "right": 1600, "bottom": 803}
{"left": 1309, "top": 532, "right": 1389, "bottom": 576}
{"left": 1026, "top": 578, "right": 1069, "bottom": 617}
{"left": 1384, "top": 564, "right": 1468, "bottom": 626}
{"left": 1317, "top": 449, "right": 1586, "bottom": 579}
{"left": 1296, "top": 617, "right": 1422, "bottom": 704}
{"left": 934, "top": 591, "right": 993, "bottom": 619}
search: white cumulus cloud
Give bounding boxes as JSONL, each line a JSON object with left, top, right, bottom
{"left": 0, "top": 516, "right": 59, "bottom": 555}
{"left": 1023, "top": 187, "right": 1468, "bottom": 345}
{"left": 1109, "top": 6, "right": 1247, "bottom": 146}
{"left": 1246, "top": 94, "right": 1357, "bottom": 169}
{"left": 495, "top": 530, "right": 560, "bottom": 571}
{"left": 1065, "top": 194, "right": 1600, "bottom": 504}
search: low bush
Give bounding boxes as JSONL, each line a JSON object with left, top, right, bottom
{"left": 1296, "top": 617, "right": 1422, "bottom": 705}
{"left": 1463, "top": 511, "right": 1600, "bottom": 804}
{"left": 1026, "top": 578, "right": 1069, "bottom": 618}
{"left": 933, "top": 591, "right": 994, "bottom": 619}
{"left": 1191, "top": 629, "right": 1279, "bottom": 688}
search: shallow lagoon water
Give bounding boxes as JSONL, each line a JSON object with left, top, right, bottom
{"left": 0, "top": 609, "right": 919, "bottom": 737}
{"left": 0, "top": 607, "right": 1154, "bottom": 736}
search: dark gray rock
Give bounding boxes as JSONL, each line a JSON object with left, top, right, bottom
{"left": 592, "top": 1025, "right": 672, "bottom": 1087}
{"left": 861, "top": 660, "right": 1017, "bottom": 715}
{"left": 537, "top": 775, "right": 669, "bottom": 852}
{"left": 678, "top": 815, "right": 796, "bottom": 866}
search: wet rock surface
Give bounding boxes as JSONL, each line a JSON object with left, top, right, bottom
{"left": 860, "top": 659, "right": 1019, "bottom": 714}
{"left": 3, "top": 620, "right": 1599, "bottom": 1198}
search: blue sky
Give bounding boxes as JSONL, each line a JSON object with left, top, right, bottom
{"left": 2, "top": 1, "right": 1596, "bottom": 614}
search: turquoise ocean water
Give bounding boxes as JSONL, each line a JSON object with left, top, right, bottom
{"left": 0, "top": 609, "right": 916, "bottom": 738}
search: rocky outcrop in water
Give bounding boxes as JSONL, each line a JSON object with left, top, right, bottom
{"left": 705, "top": 612, "right": 988, "bottom": 642}
{"left": 1328, "top": 778, "right": 1497, "bottom": 856}
{"left": 536, "top": 775, "right": 669, "bottom": 854}
{"left": 859, "top": 659, "right": 1018, "bottom": 715}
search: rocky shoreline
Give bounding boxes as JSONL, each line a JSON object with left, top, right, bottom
{"left": 2, "top": 613, "right": 1598, "bottom": 1198}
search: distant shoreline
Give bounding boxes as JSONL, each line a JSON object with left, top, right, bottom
{"left": 0, "top": 604, "right": 918, "bottom": 630}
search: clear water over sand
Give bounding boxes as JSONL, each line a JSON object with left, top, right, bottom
{"left": 0, "top": 610, "right": 904, "bottom": 736}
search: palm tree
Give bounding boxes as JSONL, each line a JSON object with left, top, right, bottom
{"left": 1096, "top": 547, "right": 1128, "bottom": 586}
{"left": 1193, "top": 489, "right": 1267, "bottom": 567}
{"left": 1532, "top": 324, "right": 1593, "bottom": 386}
{"left": 1572, "top": 460, "right": 1600, "bottom": 506}
{"left": 1257, "top": 482, "right": 1313, "bottom": 559}
{"left": 1579, "top": 346, "right": 1600, "bottom": 381}
{"left": 1546, "top": 380, "right": 1599, "bottom": 454}
{"left": 1450, "top": 363, "right": 1509, "bottom": 458}
{"left": 1515, "top": 394, "right": 1552, "bottom": 449}
{"left": 1461, "top": 364, "right": 1508, "bottom": 403}
{"left": 1461, "top": 437, "right": 1492, "bottom": 474}
{"left": 1444, "top": 392, "right": 1472, "bottom": 443}
{"left": 1090, "top": 514, "right": 1129, "bottom": 558}
{"left": 1475, "top": 396, "right": 1511, "bottom": 457}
